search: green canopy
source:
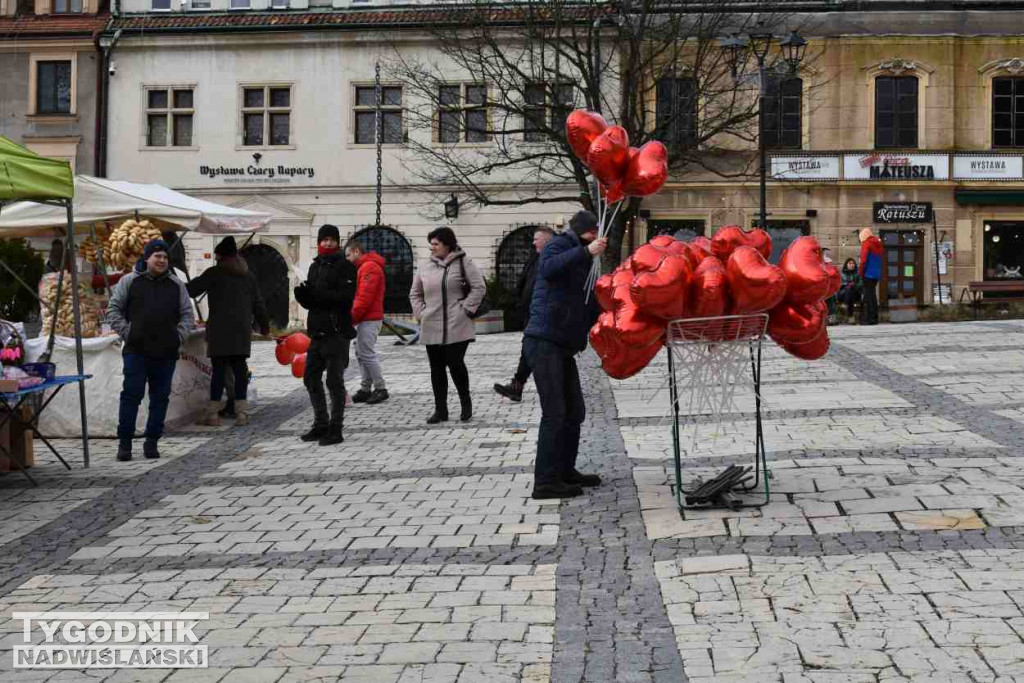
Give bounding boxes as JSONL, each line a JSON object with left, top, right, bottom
{"left": 0, "top": 135, "right": 74, "bottom": 202}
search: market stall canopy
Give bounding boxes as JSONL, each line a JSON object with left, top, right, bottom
{"left": 0, "top": 135, "right": 74, "bottom": 202}
{"left": 0, "top": 175, "right": 271, "bottom": 237}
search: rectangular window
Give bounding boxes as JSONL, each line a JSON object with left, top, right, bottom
{"left": 523, "top": 82, "right": 573, "bottom": 142}
{"left": 993, "top": 77, "right": 1024, "bottom": 148}
{"left": 190, "top": 0, "right": 211, "bottom": 8}
{"left": 354, "top": 85, "right": 403, "bottom": 144}
{"left": 145, "top": 87, "right": 194, "bottom": 147}
{"left": 437, "top": 83, "right": 489, "bottom": 144}
{"left": 763, "top": 76, "right": 802, "bottom": 150}
{"left": 271, "top": 0, "right": 288, "bottom": 6}
{"left": 749, "top": 220, "right": 810, "bottom": 264}
{"left": 240, "top": 85, "right": 290, "bottom": 147}
{"left": 875, "top": 76, "right": 918, "bottom": 149}
{"left": 230, "top": 0, "right": 249, "bottom": 7}
{"left": 52, "top": 0, "right": 82, "bottom": 12}
{"left": 656, "top": 77, "right": 698, "bottom": 149}
{"left": 36, "top": 61, "right": 72, "bottom": 115}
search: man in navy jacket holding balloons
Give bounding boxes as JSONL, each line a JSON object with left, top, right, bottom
{"left": 524, "top": 210, "right": 607, "bottom": 500}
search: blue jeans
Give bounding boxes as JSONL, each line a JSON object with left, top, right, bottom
{"left": 118, "top": 354, "right": 177, "bottom": 444}
{"left": 524, "top": 337, "right": 585, "bottom": 487}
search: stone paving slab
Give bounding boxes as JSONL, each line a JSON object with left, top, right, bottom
{"left": 0, "top": 564, "right": 556, "bottom": 682}
{"left": 215, "top": 428, "right": 538, "bottom": 477}
{"left": 622, "top": 414, "right": 995, "bottom": 461}
{"left": 614, "top": 380, "right": 910, "bottom": 419}
{"left": 0, "top": 488, "right": 108, "bottom": 547}
{"left": 70, "top": 474, "right": 560, "bottom": 560}
{"left": 655, "top": 549, "right": 1024, "bottom": 682}
{"left": 3, "top": 321, "right": 1024, "bottom": 682}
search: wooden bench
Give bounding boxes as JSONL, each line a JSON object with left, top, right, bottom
{"left": 959, "top": 280, "right": 1024, "bottom": 318}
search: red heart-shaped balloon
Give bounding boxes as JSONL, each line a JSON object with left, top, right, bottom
{"left": 590, "top": 313, "right": 665, "bottom": 380}
{"left": 621, "top": 141, "right": 668, "bottom": 199}
{"left": 275, "top": 341, "right": 295, "bottom": 366}
{"left": 285, "top": 332, "right": 311, "bottom": 355}
{"left": 587, "top": 126, "right": 630, "bottom": 189}
{"left": 630, "top": 242, "right": 669, "bottom": 274}
{"left": 688, "top": 236, "right": 714, "bottom": 260}
{"left": 649, "top": 235, "right": 675, "bottom": 249}
{"left": 291, "top": 353, "right": 307, "bottom": 378}
{"left": 595, "top": 267, "right": 632, "bottom": 313}
{"left": 689, "top": 256, "right": 729, "bottom": 319}
{"left": 601, "top": 266, "right": 665, "bottom": 348}
{"left": 768, "top": 300, "right": 827, "bottom": 345}
{"left": 777, "top": 328, "right": 831, "bottom": 360}
{"left": 726, "top": 246, "right": 787, "bottom": 314}
{"left": 630, "top": 252, "right": 693, "bottom": 320}
{"left": 711, "top": 226, "right": 772, "bottom": 262}
{"left": 566, "top": 109, "right": 608, "bottom": 161}
{"left": 779, "top": 236, "right": 835, "bottom": 305}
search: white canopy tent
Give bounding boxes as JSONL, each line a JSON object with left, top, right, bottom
{"left": 0, "top": 175, "right": 272, "bottom": 237}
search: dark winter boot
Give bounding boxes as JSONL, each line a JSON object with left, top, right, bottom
{"left": 116, "top": 441, "right": 132, "bottom": 462}
{"left": 493, "top": 380, "right": 524, "bottom": 403}
{"left": 300, "top": 425, "right": 328, "bottom": 442}
{"left": 351, "top": 389, "right": 372, "bottom": 403}
{"left": 143, "top": 438, "right": 160, "bottom": 460}
{"left": 318, "top": 424, "right": 344, "bottom": 446}
{"left": 458, "top": 391, "right": 472, "bottom": 422}
{"left": 531, "top": 482, "right": 583, "bottom": 499}
{"left": 426, "top": 409, "right": 448, "bottom": 424}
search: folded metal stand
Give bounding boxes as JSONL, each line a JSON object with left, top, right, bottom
{"left": 666, "top": 314, "right": 771, "bottom": 511}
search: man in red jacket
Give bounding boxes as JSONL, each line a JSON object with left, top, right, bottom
{"left": 345, "top": 240, "right": 389, "bottom": 404}
{"left": 858, "top": 228, "right": 883, "bottom": 325}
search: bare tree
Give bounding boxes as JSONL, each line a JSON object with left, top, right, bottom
{"left": 387, "top": 0, "right": 800, "bottom": 264}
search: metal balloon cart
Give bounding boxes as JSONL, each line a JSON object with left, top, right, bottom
{"left": 665, "top": 313, "right": 771, "bottom": 511}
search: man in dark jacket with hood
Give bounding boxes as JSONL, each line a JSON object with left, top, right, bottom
{"left": 186, "top": 236, "right": 270, "bottom": 427}
{"left": 524, "top": 211, "right": 606, "bottom": 499}
{"left": 107, "top": 239, "right": 195, "bottom": 461}
{"left": 495, "top": 226, "right": 554, "bottom": 402}
{"left": 294, "top": 224, "right": 358, "bottom": 446}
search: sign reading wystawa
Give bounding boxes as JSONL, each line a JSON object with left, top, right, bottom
{"left": 844, "top": 153, "right": 950, "bottom": 181}
{"left": 873, "top": 202, "right": 933, "bottom": 224}
{"left": 953, "top": 155, "right": 1024, "bottom": 180}
{"left": 770, "top": 156, "right": 841, "bottom": 181}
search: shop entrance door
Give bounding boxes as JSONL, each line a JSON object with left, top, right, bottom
{"left": 879, "top": 230, "right": 924, "bottom": 308}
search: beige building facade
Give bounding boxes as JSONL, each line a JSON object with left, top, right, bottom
{"left": 643, "top": 28, "right": 1024, "bottom": 309}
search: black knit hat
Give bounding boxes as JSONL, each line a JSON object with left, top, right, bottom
{"left": 143, "top": 239, "right": 169, "bottom": 260}
{"left": 214, "top": 236, "right": 237, "bottom": 258}
{"left": 317, "top": 224, "right": 341, "bottom": 243}
{"left": 569, "top": 210, "right": 599, "bottom": 237}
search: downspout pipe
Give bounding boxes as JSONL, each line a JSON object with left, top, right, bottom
{"left": 96, "top": 27, "right": 122, "bottom": 178}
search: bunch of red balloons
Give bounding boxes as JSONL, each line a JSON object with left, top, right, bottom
{"left": 275, "top": 332, "right": 311, "bottom": 379}
{"left": 566, "top": 110, "right": 669, "bottom": 203}
{"left": 589, "top": 227, "right": 841, "bottom": 379}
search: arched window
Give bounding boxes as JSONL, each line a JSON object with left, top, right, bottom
{"left": 347, "top": 225, "right": 414, "bottom": 314}
{"left": 240, "top": 244, "right": 290, "bottom": 329}
{"left": 496, "top": 224, "right": 547, "bottom": 294}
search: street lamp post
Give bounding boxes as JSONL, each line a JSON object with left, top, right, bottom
{"left": 721, "top": 29, "right": 806, "bottom": 235}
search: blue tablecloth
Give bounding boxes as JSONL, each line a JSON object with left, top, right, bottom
{"left": 0, "top": 375, "right": 91, "bottom": 401}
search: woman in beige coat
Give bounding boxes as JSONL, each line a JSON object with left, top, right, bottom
{"left": 409, "top": 226, "right": 486, "bottom": 424}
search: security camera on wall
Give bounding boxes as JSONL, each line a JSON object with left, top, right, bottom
{"left": 108, "top": 60, "right": 117, "bottom": 77}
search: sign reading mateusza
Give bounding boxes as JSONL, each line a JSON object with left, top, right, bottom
{"left": 13, "top": 612, "right": 208, "bottom": 669}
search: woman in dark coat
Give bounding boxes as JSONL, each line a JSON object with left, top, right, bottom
{"left": 186, "top": 236, "right": 270, "bottom": 426}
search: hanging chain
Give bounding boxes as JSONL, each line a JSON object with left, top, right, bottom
{"left": 374, "top": 61, "right": 383, "bottom": 228}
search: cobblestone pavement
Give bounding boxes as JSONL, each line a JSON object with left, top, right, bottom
{"left": 1, "top": 321, "right": 1024, "bottom": 681}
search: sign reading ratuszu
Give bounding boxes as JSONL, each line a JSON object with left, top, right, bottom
{"left": 873, "top": 202, "right": 933, "bottom": 224}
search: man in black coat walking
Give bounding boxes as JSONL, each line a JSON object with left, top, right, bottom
{"left": 493, "top": 226, "right": 554, "bottom": 402}
{"left": 186, "top": 236, "right": 270, "bottom": 427}
{"left": 294, "top": 224, "right": 358, "bottom": 446}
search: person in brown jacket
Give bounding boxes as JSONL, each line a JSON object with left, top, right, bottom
{"left": 409, "top": 226, "right": 486, "bottom": 424}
